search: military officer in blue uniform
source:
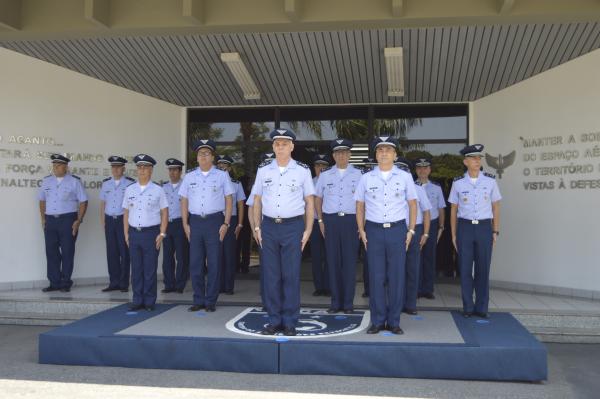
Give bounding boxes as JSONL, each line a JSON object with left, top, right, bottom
{"left": 394, "top": 157, "right": 431, "bottom": 315}
{"left": 315, "top": 139, "right": 362, "bottom": 314}
{"left": 38, "top": 154, "right": 88, "bottom": 292}
{"left": 310, "top": 153, "right": 330, "bottom": 297}
{"left": 359, "top": 157, "right": 377, "bottom": 298}
{"left": 161, "top": 158, "right": 189, "bottom": 294}
{"left": 99, "top": 156, "right": 134, "bottom": 292}
{"left": 122, "top": 154, "right": 168, "bottom": 311}
{"left": 179, "top": 140, "right": 234, "bottom": 312}
{"left": 216, "top": 154, "right": 246, "bottom": 295}
{"left": 355, "top": 137, "right": 417, "bottom": 334}
{"left": 449, "top": 144, "right": 502, "bottom": 318}
{"left": 253, "top": 129, "right": 315, "bottom": 336}
{"left": 415, "top": 158, "right": 447, "bottom": 300}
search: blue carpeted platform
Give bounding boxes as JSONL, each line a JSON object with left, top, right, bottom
{"left": 39, "top": 304, "right": 547, "bottom": 381}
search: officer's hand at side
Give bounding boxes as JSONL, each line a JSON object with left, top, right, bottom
{"left": 452, "top": 236, "right": 457, "bottom": 251}
{"left": 72, "top": 220, "right": 81, "bottom": 236}
{"left": 437, "top": 229, "right": 443, "bottom": 243}
{"left": 125, "top": 234, "right": 129, "bottom": 247}
{"left": 405, "top": 231, "right": 413, "bottom": 250}
{"left": 301, "top": 230, "right": 311, "bottom": 251}
{"left": 419, "top": 234, "right": 428, "bottom": 249}
{"left": 359, "top": 230, "right": 367, "bottom": 250}
{"left": 155, "top": 234, "right": 164, "bottom": 250}
{"left": 218, "top": 224, "right": 227, "bottom": 242}
{"left": 234, "top": 225, "right": 243, "bottom": 239}
{"left": 183, "top": 223, "right": 191, "bottom": 241}
{"left": 319, "top": 222, "right": 325, "bottom": 238}
{"left": 254, "top": 229, "right": 262, "bottom": 247}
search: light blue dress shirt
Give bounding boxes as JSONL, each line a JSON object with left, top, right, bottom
{"left": 231, "top": 178, "right": 247, "bottom": 216}
{"left": 99, "top": 177, "right": 134, "bottom": 216}
{"left": 354, "top": 167, "right": 418, "bottom": 223}
{"left": 122, "top": 182, "right": 168, "bottom": 228}
{"left": 162, "top": 181, "right": 183, "bottom": 220}
{"left": 38, "top": 174, "right": 88, "bottom": 215}
{"left": 254, "top": 159, "right": 315, "bottom": 218}
{"left": 413, "top": 184, "right": 433, "bottom": 225}
{"left": 178, "top": 167, "right": 235, "bottom": 216}
{"left": 315, "top": 165, "right": 362, "bottom": 215}
{"left": 246, "top": 183, "right": 257, "bottom": 207}
{"left": 419, "top": 180, "right": 446, "bottom": 220}
{"left": 448, "top": 173, "right": 502, "bottom": 220}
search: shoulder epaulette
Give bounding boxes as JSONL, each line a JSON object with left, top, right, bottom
{"left": 484, "top": 172, "right": 496, "bottom": 179}
{"left": 453, "top": 175, "right": 463, "bottom": 182}
{"left": 72, "top": 175, "right": 81, "bottom": 180}
{"left": 431, "top": 180, "right": 441, "bottom": 186}
{"left": 153, "top": 181, "right": 161, "bottom": 186}
{"left": 296, "top": 161, "right": 309, "bottom": 169}
{"left": 415, "top": 181, "right": 423, "bottom": 186}
{"left": 126, "top": 176, "right": 135, "bottom": 182}
{"left": 126, "top": 180, "right": 136, "bottom": 187}
{"left": 187, "top": 167, "right": 197, "bottom": 173}
{"left": 361, "top": 168, "right": 370, "bottom": 174}
{"left": 44, "top": 174, "right": 52, "bottom": 179}
{"left": 258, "top": 159, "right": 274, "bottom": 168}
{"left": 102, "top": 177, "right": 111, "bottom": 182}
{"left": 231, "top": 178, "right": 239, "bottom": 184}
{"left": 321, "top": 166, "right": 332, "bottom": 173}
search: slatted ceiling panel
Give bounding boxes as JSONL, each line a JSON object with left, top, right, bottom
{"left": 2, "top": 23, "right": 600, "bottom": 106}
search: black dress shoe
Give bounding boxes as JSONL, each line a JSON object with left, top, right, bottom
{"left": 475, "top": 312, "right": 489, "bottom": 319}
{"left": 224, "top": 291, "right": 234, "bottom": 295}
{"left": 367, "top": 325, "right": 384, "bottom": 334}
{"left": 176, "top": 288, "right": 184, "bottom": 293}
{"left": 322, "top": 290, "right": 331, "bottom": 297}
{"left": 205, "top": 305, "right": 216, "bottom": 312}
{"left": 361, "top": 292, "right": 369, "bottom": 298}
{"left": 343, "top": 309, "right": 354, "bottom": 314}
{"left": 423, "top": 293, "right": 435, "bottom": 300}
{"left": 312, "top": 290, "right": 322, "bottom": 296}
{"left": 161, "top": 288, "right": 174, "bottom": 293}
{"left": 462, "top": 311, "right": 473, "bottom": 318}
{"left": 283, "top": 327, "right": 297, "bottom": 336}
{"left": 101, "top": 286, "right": 118, "bottom": 292}
{"left": 42, "top": 286, "right": 60, "bottom": 292}
{"left": 326, "top": 308, "right": 340, "bottom": 314}
{"left": 60, "top": 287, "right": 70, "bottom": 293}
{"left": 128, "top": 304, "right": 145, "bottom": 311}
{"left": 390, "top": 326, "right": 404, "bottom": 335}
{"left": 261, "top": 324, "right": 279, "bottom": 335}
{"left": 120, "top": 288, "right": 129, "bottom": 293}
{"left": 403, "top": 308, "right": 418, "bottom": 315}
{"left": 188, "top": 304, "right": 205, "bottom": 312}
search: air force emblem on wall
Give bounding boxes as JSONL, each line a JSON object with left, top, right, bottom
{"left": 485, "top": 150, "right": 516, "bottom": 179}
{"left": 226, "top": 308, "right": 370, "bottom": 339}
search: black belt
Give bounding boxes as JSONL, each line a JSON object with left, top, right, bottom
{"left": 168, "top": 217, "right": 182, "bottom": 223}
{"left": 190, "top": 212, "right": 222, "bottom": 220}
{"left": 458, "top": 218, "right": 491, "bottom": 225}
{"left": 106, "top": 214, "right": 123, "bottom": 220}
{"left": 366, "top": 219, "right": 404, "bottom": 229}
{"left": 46, "top": 212, "right": 77, "bottom": 219}
{"left": 129, "top": 224, "right": 159, "bottom": 232}
{"left": 324, "top": 212, "right": 354, "bottom": 217}
{"left": 264, "top": 215, "right": 303, "bottom": 224}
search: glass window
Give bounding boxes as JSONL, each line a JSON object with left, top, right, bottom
{"left": 374, "top": 116, "right": 467, "bottom": 140}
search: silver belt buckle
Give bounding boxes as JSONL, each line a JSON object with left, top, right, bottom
{"left": 274, "top": 218, "right": 283, "bottom": 224}
{"left": 471, "top": 220, "right": 479, "bottom": 225}
{"left": 112, "top": 215, "right": 119, "bottom": 220}
{"left": 135, "top": 227, "right": 142, "bottom": 231}
{"left": 337, "top": 212, "right": 345, "bottom": 216}
{"left": 383, "top": 222, "right": 391, "bottom": 228}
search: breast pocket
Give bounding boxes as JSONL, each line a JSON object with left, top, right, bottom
{"left": 61, "top": 187, "right": 75, "bottom": 201}
{"left": 146, "top": 195, "right": 160, "bottom": 214}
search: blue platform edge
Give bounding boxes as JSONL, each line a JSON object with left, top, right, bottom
{"left": 39, "top": 304, "right": 547, "bottom": 381}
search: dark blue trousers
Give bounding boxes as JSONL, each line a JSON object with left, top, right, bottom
{"left": 44, "top": 212, "right": 78, "bottom": 289}
{"left": 310, "top": 224, "right": 329, "bottom": 292}
{"left": 419, "top": 218, "right": 439, "bottom": 295}
{"left": 128, "top": 225, "right": 159, "bottom": 307}
{"left": 360, "top": 245, "right": 369, "bottom": 295}
{"left": 220, "top": 215, "right": 238, "bottom": 293}
{"left": 104, "top": 215, "right": 130, "bottom": 289}
{"left": 261, "top": 217, "right": 303, "bottom": 328}
{"left": 324, "top": 213, "right": 359, "bottom": 310}
{"left": 457, "top": 218, "right": 493, "bottom": 313}
{"left": 404, "top": 224, "right": 423, "bottom": 311}
{"left": 365, "top": 220, "right": 407, "bottom": 328}
{"left": 189, "top": 213, "right": 223, "bottom": 307}
{"left": 162, "top": 218, "right": 189, "bottom": 291}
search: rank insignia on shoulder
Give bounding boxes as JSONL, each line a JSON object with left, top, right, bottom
{"left": 484, "top": 172, "right": 496, "bottom": 179}
{"left": 44, "top": 174, "right": 52, "bottom": 179}
{"left": 321, "top": 166, "right": 332, "bottom": 173}
{"left": 102, "top": 177, "right": 111, "bottom": 182}
{"left": 296, "top": 161, "right": 309, "bottom": 169}
{"left": 453, "top": 175, "right": 463, "bottom": 182}
{"left": 72, "top": 175, "right": 81, "bottom": 180}
{"left": 431, "top": 180, "right": 441, "bottom": 186}
{"left": 153, "top": 181, "right": 161, "bottom": 186}
{"left": 187, "top": 167, "right": 197, "bottom": 173}
{"left": 258, "top": 159, "right": 274, "bottom": 168}
{"left": 361, "top": 168, "right": 370, "bottom": 174}
{"left": 415, "top": 181, "right": 423, "bottom": 186}
{"left": 231, "top": 178, "right": 239, "bottom": 184}
{"left": 126, "top": 176, "right": 135, "bottom": 181}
